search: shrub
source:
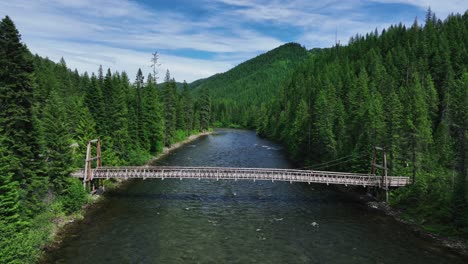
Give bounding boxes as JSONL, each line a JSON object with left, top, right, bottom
{"left": 61, "top": 178, "right": 88, "bottom": 214}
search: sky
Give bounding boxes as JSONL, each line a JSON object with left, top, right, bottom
{"left": 0, "top": 0, "right": 464, "bottom": 83}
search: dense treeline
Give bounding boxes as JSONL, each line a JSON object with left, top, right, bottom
{"left": 0, "top": 16, "right": 210, "bottom": 262}
{"left": 252, "top": 11, "right": 467, "bottom": 236}
{"left": 191, "top": 43, "right": 309, "bottom": 127}
{"left": 204, "top": 11, "right": 468, "bottom": 236}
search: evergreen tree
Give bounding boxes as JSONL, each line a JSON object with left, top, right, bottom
{"left": 403, "top": 75, "right": 433, "bottom": 182}
{"left": 0, "top": 132, "right": 20, "bottom": 229}
{"left": 109, "top": 72, "right": 131, "bottom": 158}
{"left": 288, "top": 99, "right": 312, "bottom": 161}
{"left": 199, "top": 87, "right": 211, "bottom": 130}
{"left": 162, "top": 70, "right": 176, "bottom": 145}
{"left": 42, "top": 91, "right": 73, "bottom": 191}
{"left": 72, "top": 99, "right": 97, "bottom": 167}
{"left": 181, "top": 81, "right": 194, "bottom": 131}
{"left": 144, "top": 74, "right": 165, "bottom": 153}
{"left": 134, "top": 69, "right": 148, "bottom": 150}
{"left": 0, "top": 16, "right": 47, "bottom": 217}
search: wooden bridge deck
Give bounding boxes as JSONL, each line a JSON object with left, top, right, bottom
{"left": 72, "top": 166, "right": 411, "bottom": 187}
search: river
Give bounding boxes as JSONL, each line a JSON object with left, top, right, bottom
{"left": 42, "top": 129, "right": 466, "bottom": 263}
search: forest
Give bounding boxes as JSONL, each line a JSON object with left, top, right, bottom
{"left": 204, "top": 10, "right": 468, "bottom": 237}
{"left": 190, "top": 42, "right": 310, "bottom": 127}
{"left": 0, "top": 16, "right": 210, "bottom": 263}
{"left": 0, "top": 8, "right": 467, "bottom": 263}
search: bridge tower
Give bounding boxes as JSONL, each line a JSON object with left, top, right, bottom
{"left": 371, "top": 146, "right": 389, "bottom": 202}
{"left": 83, "top": 139, "right": 102, "bottom": 190}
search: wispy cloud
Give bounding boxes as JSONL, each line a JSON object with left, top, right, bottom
{"left": 0, "top": 0, "right": 462, "bottom": 82}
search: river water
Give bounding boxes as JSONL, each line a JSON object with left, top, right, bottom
{"left": 42, "top": 129, "right": 466, "bottom": 263}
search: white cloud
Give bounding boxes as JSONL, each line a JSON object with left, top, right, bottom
{"left": 0, "top": 0, "right": 463, "bottom": 82}
{"left": 28, "top": 38, "right": 236, "bottom": 83}
{"left": 0, "top": 0, "right": 282, "bottom": 82}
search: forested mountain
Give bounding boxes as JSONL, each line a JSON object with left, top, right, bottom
{"left": 191, "top": 43, "right": 309, "bottom": 127}
{"left": 206, "top": 11, "right": 467, "bottom": 235}
{"left": 0, "top": 8, "right": 467, "bottom": 263}
{"left": 0, "top": 16, "right": 210, "bottom": 262}
{"left": 157, "top": 81, "right": 184, "bottom": 90}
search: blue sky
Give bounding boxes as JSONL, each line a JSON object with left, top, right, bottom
{"left": 0, "top": 0, "right": 464, "bottom": 82}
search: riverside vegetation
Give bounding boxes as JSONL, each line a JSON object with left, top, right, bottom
{"left": 0, "top": 16, "right": 211, "bottom": 263}
{"left": 193, "top": 10, "right": 468, "bottom": 238}
{"left": 0, "top": 9, "right": 467, "bottom": 263}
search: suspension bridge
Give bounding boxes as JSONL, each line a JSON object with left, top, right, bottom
{"left": 72, "top": 140, "right": 411, "bottom": 202}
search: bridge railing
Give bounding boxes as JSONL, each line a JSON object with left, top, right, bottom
{"left": 71, "top": 166, "right": 411, "bottom": 187}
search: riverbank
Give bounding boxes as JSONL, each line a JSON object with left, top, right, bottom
{"left": 146, "top": 130, "right": 213, "bottom": 165}
{"left": 366, "top": 199, "right": 468, "bottom": 257}
{"left": 39, "top": 130, "right": 212, "bottom": 261}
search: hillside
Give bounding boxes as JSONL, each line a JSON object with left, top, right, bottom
{"left": 158, "top": 81, "right": 184, "bottom": 90}
{"left": 255, "top": 12, "right": 468, "bottom": 236}
{"left": 191, "top": 42, "right": 310, "bottom": 127}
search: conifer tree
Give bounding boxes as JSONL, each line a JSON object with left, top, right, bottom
{"left": 162, "top": 70, "right": 176, "bottom": 145}
{"left": 72, "top": 99, "right": 97, "bottom": 167}
{"left": 0, "top": 132, "right": 20, "bottom": 229}
{"left": 42, "top": 91, "right": 73, "bottom": 191}
{"left": 144, "top": 74, "right": 165, "bottom": 153}
{"left": 110, "top": 72, "right": 131, "bottom": 158}
{"left": 134, "top": 69, "right": 149, "bottom": 150}
{"left": 199, "top": 87, "right": 211, "bottom": 130}
{"left": 181, "top": 81, "right": 194, "bottom": 131}
{"left": 0, "top": 16, "right": 47, "bottom": 217}
{"left": 289, "top": 99, "right": 312, "bottom": 161}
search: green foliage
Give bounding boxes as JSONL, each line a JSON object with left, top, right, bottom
{"left": 60, "top": 178, "right": 88, "bottom": 214}
{"left": 0, "top": 133, "right": 21, "bottom": 229}
{"left": 193, "top": 42, "right": 309, "bottom": 127}
{"left": 174, "top": 129, "right": 189, "bottom": 143}
{"left": 0, "top": 16, "right": 48, "bottom": 219}
{"left": 199, "top": 87, "right": 211, "bottom": 130}
{"left": 201, "top": 11, "right": 468, "bottom": 237}
{"left": 162, "top": 70, "right": 177, "bottom": 146}
{"left": 0, "top": 15, "right": 208, "bottom": 263}
{"left": 42, "top": 91, "right": 73, "bottom": 191}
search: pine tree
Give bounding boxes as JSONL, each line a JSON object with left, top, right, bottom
{"left": 72, "top": 99, "right": 97, "bottom": 167}
{"left": 42, "top": 91, "right": 73, "bottom": 191}
{"left": 450, "top": 72, "right": 468, "bottom": 228}
{"left": 199, "top": 87, "right": 211, "bottom": 130}
{"left": 84, "top": 73, "right": 105, "bottom": 135}
{"left": 311, "top": 90, "right": 337, "bottom": 163}
{"left": 176, "top": 94, "right": 186, "bottom": 131}
{"left": 162, "top": 70, "right": 176, "bottom": 145}
{"left": 144, "top": 74, "right": 165, "bottom": 153}
{"left": 403, "top": 75, "right": 433, "bottom": 182}
{"left": 0, "top": 132, "right": 21, "bottom": 229}
{"left": 110, "top": 72, "right": 131, "bottom": 158}
{"left": 289, "top": 99, "right": 312, "bottom": 161}
{"left": 0, "top": 16, "right": 47, "bottom": 217}
{"left": 385, "top": 90, "right": 404, "bottom": 173}
{"left": 134, "top": 69, "right": 149, "bottom": 150}
{"left": 181, "top": 81, "right": 194, "bottom": 131}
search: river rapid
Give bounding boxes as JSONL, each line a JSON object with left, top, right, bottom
{"left": 41, "top": 129, "right": 466, "bottom": 263}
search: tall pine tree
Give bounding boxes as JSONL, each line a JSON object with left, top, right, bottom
{"left": 0, "top": 16, "right": 47, "bottom": 217}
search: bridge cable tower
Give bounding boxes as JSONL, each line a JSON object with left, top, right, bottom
{"left": 83, "top": 139, "right": 102, "bottom": 191}
{"left": 371, "top": 146, "right": 389, "bottom": 202}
